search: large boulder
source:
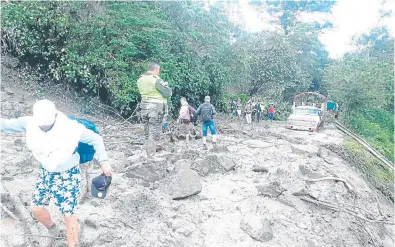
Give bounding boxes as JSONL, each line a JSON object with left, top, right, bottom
{"left": 125, "top": 162, "right": 167, "bottom": 183}
{"left": 206, "top": 154, "right": 236, "bottom": 172}
{"left": 240, "top": 216, "right": 273, "bottom": 242}
{"left": 191, "top": 154, "right": 236, "bottom": 176}
{"left": 191, "top": 158, "right": 218, "bottom": 176}
{"left": 169, "top": 162, "right": 202, "bottom": 200}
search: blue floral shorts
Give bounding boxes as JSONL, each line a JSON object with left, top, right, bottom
{"left": 32, "top": 166, "right": 81, "bottom": 216}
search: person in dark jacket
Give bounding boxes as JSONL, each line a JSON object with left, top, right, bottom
{"left": 196, "top": 96, "right": 217, "bottom": 150}
{"left": 255, "top": 102, "right": 262, "bottom": 122}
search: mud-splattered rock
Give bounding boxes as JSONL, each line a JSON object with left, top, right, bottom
{"left": 252, "top": 165, "right": 269, "bottom": 173}
{"left": 241, "top": 139, "right": 271, "bottom": 148}
{"left": 169, "top": 163, "right": 202, "bottom": 200}
{"left": 257, "top": 181, "right": 286, "bottom": 197}
{"left": 126, "top": 162, "right": 167, "bottom": 183}
{"left": 191, "top": 158, "right": 216, "bottom": 176}
{"left": 14, "top": 138, "right": 23, "bottom": 146}
{"left": 210, "top": 145, "right": 230, "bottom": 153}
{"left": 220, "top": 156, "right": 236, "bottom": 171}
{"left": 240, "top": 216, "right": 273, "bottom": 242}
{"left": 317, "top": 146, "right": 330, "bottom": 159}
{"left": 299, "top": 165, "right": 322, "bottom": 179}
{"left": 206, "top": 154, "right": 236, "bottom": 172}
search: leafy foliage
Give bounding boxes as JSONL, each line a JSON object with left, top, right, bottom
{"left": 1, "top": 2, "right": 80, "bottom": 76}
{"left": 1, "top": 1, "right": 235, "bottom": 115}
{"left": 322, "top": 56, "right": 393, "bottom": 113}
{"left": 322, "top": 52, "right": 394, "bottom": 161}
{"left": 229, "top": 31, "right": 311, "bottom": 102}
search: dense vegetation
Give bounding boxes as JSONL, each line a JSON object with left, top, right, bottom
{"left": 322, "top": 27, "right": 394, "bottom": 161}
{"left": 1, "top": 1, "right": 393, "bottom": 160}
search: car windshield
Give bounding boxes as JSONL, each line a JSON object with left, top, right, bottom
{"left": 294, "top": 108, "right": 319, "bottom": 115}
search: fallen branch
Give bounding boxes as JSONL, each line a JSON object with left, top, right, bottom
{"left": 106, "top": 140, "right": 144, "bottom": 145}
{"left": 1, "top": 183, "right": 36, "bottom": 247}
{"left": 299, "top": 196, "right": 393, "bottom": 224}
{"left": 90, "top": 101, "right": 126, "bottom": 122}
{"left": 1, "top": 205, "right": 20, "bottom": 221}
{"left": 21, "top": 234, "right": 66, "bottom": 240}
{"left": 118, "top": 103, "right": 139, "bottom": 125}
{"left": 357, "top": 218, "right": 379, "bottom": 247}
{"left": 305, "top": 176, "right": 354, "bottom": 192}
{"left": 246, "top": 144, "right": 282, "bottom": 149}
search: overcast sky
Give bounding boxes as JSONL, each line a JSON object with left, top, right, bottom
{"left": 223, "top": 0, "right": 395, "bottom": 59}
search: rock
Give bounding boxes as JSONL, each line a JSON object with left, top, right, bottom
{"left": 177, "top": 134, "right": 186, "bottom": 140}
{"left": 127, "top": 155, "right": 143, "bottom": 163}
{"left": 169, "top": 163, "right": 202, "bottom": 200}
{"left": 240, "top": 217, "right": 273, "bottom": 242}
{"left": 257, "top": 181, "right": 286, "bottom": 197}
{"left": 126, "top": 162, "right": 167, "bottom": 183}
{"left": 205, "top": 154, "right": 236, "bottom": 172}
{"left": 139, "top": 180, "right": 150, "bottom": 188}
{"left": 291, "top": 186, "right": 309, "bottom": 197}
{"left": 191, "top": 154, "right": 235, "bottom": 176}
{"left": 90, "top": 201, "right": 100, "bottom": 207}
{"left": 191, "top": 158, "right": 216, "bottom": 176}
{"left": 241, "top": 139, "right": 271, "bottom": 148}
{"left": 298, "top": 165, "right": 322, "bottom": 179}
{"left": 317, "top": 146, "right": 330, "bottom": 159}
{"left": 210, "top": 145, "right": 230, "bottom": 153}
{"left": 385, "top": 183, "right": 395, "bottom": 193}
{"left": 252, "top": 165, "right": 268, "bottom": 173}
{"left": 84, "top": 219, "right": 98, "bottom": 229}
{"left": 169, "top": 154, "right": 182, "bottom": 164}
{"left": 291, "top": 146, "right": 311, "bottom": 155}
{"left": 219, "top": 156, "right": 236, "bottom": 171}
{"left": 14, "top": 138, "right": 23, "bottom": 146}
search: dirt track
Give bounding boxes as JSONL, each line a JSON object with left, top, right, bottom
{"left": 1, "top": 60, "right": 394, "bottom": 247}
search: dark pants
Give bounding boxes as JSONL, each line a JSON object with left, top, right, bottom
{"left": 255, "top": 111, "right": 261, "bottom": 122}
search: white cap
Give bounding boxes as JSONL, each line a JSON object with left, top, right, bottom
{"left": 33, "top": 99, "right": 58, "bottom": 126}
{"left": 204, "top": 96, "right": 210, "bottom": 102}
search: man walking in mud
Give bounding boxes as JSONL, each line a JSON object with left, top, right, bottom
{"left": 196, "top": 96, "right": 218, "bottom": 150}
{"left": 0, "top": 99, "right": 113, "bottom": 247}
{"left": 137, "top": 62, "right": 172, "bottom": 160}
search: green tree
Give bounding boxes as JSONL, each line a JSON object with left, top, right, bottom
{"left": 229, "top": 31, "right": 311, "bottom": 102}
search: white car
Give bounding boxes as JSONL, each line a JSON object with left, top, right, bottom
{"left": 286, "top": 106, "right": 322, "bottom": 132}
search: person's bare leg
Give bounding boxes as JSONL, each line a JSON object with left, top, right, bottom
{"left": 31, "top": 206, "right": 53, "bottom": 227}
{"left": 65, "top": 215, "right": 79, "bottom": 247}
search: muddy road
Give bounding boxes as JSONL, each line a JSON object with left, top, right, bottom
{"left": 1, "top": 61, "right": 394, "bottom": 247}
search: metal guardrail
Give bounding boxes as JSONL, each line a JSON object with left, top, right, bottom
{"left": 335, "top": 121, "right": 395, "bottom": 171}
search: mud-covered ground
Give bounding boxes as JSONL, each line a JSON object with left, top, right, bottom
{"left": 1, "top": 59, "right": 394, "bottom": 247}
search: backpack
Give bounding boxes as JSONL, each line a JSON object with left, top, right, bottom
{"left": 69, "top": 116, "right": 99, "bottom": 164}
{"left": 201, "top": 104, "right": 213, "bottom": 122}
{"left": 180, "top": 105, "right": 191, "bottom": 123}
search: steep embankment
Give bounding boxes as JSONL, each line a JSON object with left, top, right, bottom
{"left": 1, "top": 59, "right": 394, "bottom": 247}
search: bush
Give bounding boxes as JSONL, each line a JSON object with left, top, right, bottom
{"left": 345, "top": 108, "right": 394, "bottom": 161}
{"left": 1, "top": 2, "right": 234, "bottom": 117}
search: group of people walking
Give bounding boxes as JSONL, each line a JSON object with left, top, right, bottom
{"left": 137, "top": 62, "right": 218, "bottom": 154}
{"left": 229, "top": 98, "right": 276, "bottom": 124}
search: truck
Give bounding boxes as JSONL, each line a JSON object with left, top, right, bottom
{"left": 286, "top": 92, "right": 327, "bottom": 132}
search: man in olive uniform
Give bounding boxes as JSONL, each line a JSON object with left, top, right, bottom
{"left": 137, "top": 62, "right": 172, "bottom": 159}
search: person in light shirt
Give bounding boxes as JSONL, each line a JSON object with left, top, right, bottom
{"left": 0, "top": 99, "right": 113, "bottom": 247}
